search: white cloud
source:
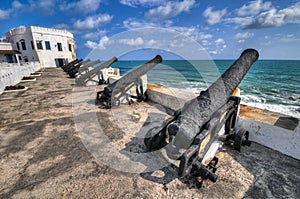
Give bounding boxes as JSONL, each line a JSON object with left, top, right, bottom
{"left": 119, "top": 37, "right": 144, "bottom": 46}
{"left": 145, "top": 39, "right": 158, "bottom": 47}
{"left": 52, "top": 23, "right": 70, "bottom": 30}
{"left": 201, "top": 39, "right": 211, "bottom": 46}
{"left": 209, "top": 38, "right": 226, "bottom": 55}
{"left": 12, "top": 0, "right": 23, "bottom": 9}
{"left": 282, "top": 2, "right": 300, "bottom": 23}
{"left": 203, "top": 7, "right": 227, "bottom": 25}
{"left": 243, "top": 8, "right": 285, "bottom": 28}
{"left": 123, "top": 18, "right": 212, "bottom": 42}
{"left": 209, "top": 51, "right": 218, "bottom": 55}
{"left": 215, "top": 38, "right": 225, "bottom": 45}
{"left": 122, "top": 18, "right": 214, "bottom": 50}
{"left": 279, "top": 34, "right": 300, "bottom": 42}
{"left": 120, "top": 0, "right": 163, "bottom": 7}
{"left": 85, "top": 40, "right": 98, "bottom": 49}
{"left": 85, "top": 35, "right": 111, "bottom": 49}
{"left": 0, "top": 9, "right": 10, "bottom": 21}
{"left": 223, "top": 16, "right": 254, "bottom": 29}
{"left": 237, "top": 0, "right": 272, "bottom": 16}
{"left": 123, "top": 18, "right": 160, "bottom": 29}
{"left": 73, "top": 14, "right": 113, "bottom": 30}
{"left": 0, "top": 1, "right": 24, "bottom": 21}
{"left": 83, "top": 30, "right": 106, "bottom": 39}
{"left": 171, "top": 26, "right": 213, "bottom": 41}
{"left": 60, "top": 0, "right": 101, "bottom": 14}
{"left": 29, "top": 0, "right": 57, "bottom": 15}
{"left": 234, "top": 32, "right": 254, "bottom": 39}
{"left": 226, "top": 2, "right": 300, "bottom": 29}
{"left": 145, "top": 0, "right": 195, "bottom": 20}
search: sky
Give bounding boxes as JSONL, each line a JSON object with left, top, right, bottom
{"left": 0, "top": 0, "right": 300, "bottom": 60}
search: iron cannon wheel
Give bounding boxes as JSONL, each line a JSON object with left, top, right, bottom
{"left": 234, "top": 128, "right": 251, "bottom": 151}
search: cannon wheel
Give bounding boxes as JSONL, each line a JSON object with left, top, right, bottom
{"left": 108, "top": 98, "right": 120, "bottom": 108}
{"left": 234, "top": 128, "right": 251, "bottom": 151}
{"left": 144, "top": 130, "right": 167, "bottom": 151}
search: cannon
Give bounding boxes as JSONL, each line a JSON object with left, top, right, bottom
{"left": 65, "top": 59, "right": 90, "bottom": 74}
{"left": 97, "top": 55, "right": 162, "bottom": 108}
{"left": 62, "top": 59, "right": 83, "bottom": 72}
{"left": 144, "top": 49, "right": 259, "bottom": 182}
{"left": 61, "top": 59, "right": 79, "bottom": 71}
{"left": 77, "top": 59, "right": 101, "bottom": 74}
{"left": 68, "top": 59, "right": 100, "bottom": 78}
{"left": 75, "top": 57, "right": 118, "bottom": 86}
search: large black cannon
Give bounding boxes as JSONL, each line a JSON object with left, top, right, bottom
{"left": 61, "top": 59, "right": 79, "bottom": 71}
{"left": 62, "top": 59, "right": 83, "bottom": 72}
{"left": 144, "top": 49, "right": 259, "bottom": 182}
{"left": 68, "top": 59, "right": 100, "bottom": 78}
{"left": 97, "top": 55, "right": 162, "bottom": 108}
{"left": 75, "top": 57, "right": 118, "bottom": 86}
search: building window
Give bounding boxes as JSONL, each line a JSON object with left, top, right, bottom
{"left": 31, "top": 41, "right": 34, "bottom": 50}
{"left": 68, "top": 44, "right": 72, "bottom": 52}
{"left": 36, "top": 41, "right": 43, "bottom": 50}
{"left": 45, "top": 41, "right": 51, "bottom": 50}
{"left": 16, "top": 42, "right": 20, "bottom": 50}
{"left": 20, "top": 39, "right": 26, "bottom": 50}
{"left": 57, "top": 42, "right": 62, "bottom": 51}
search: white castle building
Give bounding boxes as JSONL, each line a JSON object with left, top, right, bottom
{"left": 1, "top": 26, "right": 76, "bottom": 67}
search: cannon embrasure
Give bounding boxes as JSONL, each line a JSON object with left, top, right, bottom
{"left": 144, "top": 49, "right": 259, "bottom": 182}
{"left": 97, "top": 55, "right": 162, "bottom": 108}
{"left": 75, "top": 57, "right": 118, "bottom": 86}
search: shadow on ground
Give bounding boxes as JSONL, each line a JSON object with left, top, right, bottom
{"left": 0, "top": 116, "right": 93, "bottom": 198}
{"left": 226, "top": 143, "right": 300, "bottom": 198}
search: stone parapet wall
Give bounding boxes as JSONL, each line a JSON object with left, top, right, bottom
{"left": 0, "top": 62, "right": 40, "bottom": 95}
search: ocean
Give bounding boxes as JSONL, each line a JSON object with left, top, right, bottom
{"left": 112, "top": 60, "right": 300, "bottom": 118}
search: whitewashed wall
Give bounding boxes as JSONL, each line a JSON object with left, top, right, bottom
{"left": 5, "top": 26, "right": 76, "bottom": 68}
{"left": 0, "top": 62, "right": 40, "bottom": 95}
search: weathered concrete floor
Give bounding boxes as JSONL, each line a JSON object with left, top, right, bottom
{"left": 0, "top": 68, "right": 299, "bottom": 198}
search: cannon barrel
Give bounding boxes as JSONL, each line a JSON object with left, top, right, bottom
{"left": 61, "top": 59, "right": 78, "bottom": 70}
{"left": 76, "top": 57, "right": 118, "bottom": 85}
{"left": 62, "top": 59, "right": 82, "bottom": 72}
{"left": 163, "top": 49, "right": 259, "bottom": 159}
{"left": 66, "top": 59, "right": 90, "bottom": 75}
{"left": 64, "top": 59, "right": 84, "bottom": 73}
{"left": 69, "top": 59, "right": 99, "bottom": 78}
{"left": 79, "top": 59, "right": 101, "bottom": 73}
{"left": 102, "top": 55, "right": 162, "bottom": 99}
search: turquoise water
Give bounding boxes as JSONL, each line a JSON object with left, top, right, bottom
{"left": 111, "top": 60, "right": 300, "bottom": 118}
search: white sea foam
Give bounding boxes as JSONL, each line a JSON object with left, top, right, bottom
{"left": 241, "top": 101, "right": 300, "bottom": 119}
{"left": 241, "top": 94, "right": 266, "bottom": 103}
{"left": 150, "top": 82, "right": 300, "bottom": 119}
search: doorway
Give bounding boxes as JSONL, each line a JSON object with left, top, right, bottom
{"left": 55, "top": 58, "right": 66, "bottom": 67}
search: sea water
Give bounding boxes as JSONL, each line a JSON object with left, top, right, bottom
{"left": 112, "top": 60, "right": 300, "bottom": 118}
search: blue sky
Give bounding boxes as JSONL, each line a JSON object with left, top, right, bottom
{"left": 1, "top": 0, "right": 300, "bottom": 60}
